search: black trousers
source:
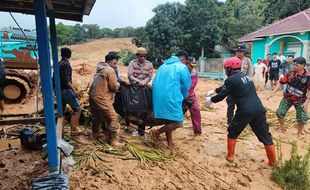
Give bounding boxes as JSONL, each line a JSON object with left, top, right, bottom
{"left": 265, "top": 72, "right": 269, "bottom": 84}
{"left": 226, "top": 96, "right": 235, "bottom": 125}
{"left": 228, "top": 111, "right": 273, "bottom": 145}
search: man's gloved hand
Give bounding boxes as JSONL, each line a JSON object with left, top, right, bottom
{"left": 205, "top": 90, "right": 216, "bottom": 97}
{"left": 205, "top": 97, "right": 213, "bottom": 106}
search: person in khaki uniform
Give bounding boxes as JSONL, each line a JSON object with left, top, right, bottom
{"left": 89, "top": 53, "right": 120, "bottom": 146}
{"left": 128, "top": 47, "right": 153, "bottom": 86}
{"left": 127, "top": 47, "right": 153, "bottom": 136}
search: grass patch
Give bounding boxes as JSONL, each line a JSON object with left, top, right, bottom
{"left": 119, "top": 49, "right": 135, "bottom": 66}
{"left": 272, "top": 139, "right": 310, "bottom": 190}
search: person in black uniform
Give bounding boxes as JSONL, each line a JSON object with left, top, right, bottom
{"left": 205, "top": 57, "right": 276, "bottom": 166}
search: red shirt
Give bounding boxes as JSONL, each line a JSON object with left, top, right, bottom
{"left": 280, "top": 70, "right": 310, "bottom": 104}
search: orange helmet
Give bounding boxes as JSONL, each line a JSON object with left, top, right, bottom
{"left": 223, "top": 57, "right": 242, "bottom": 69}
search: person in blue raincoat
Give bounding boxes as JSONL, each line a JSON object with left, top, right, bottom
{"left": 150, "top": 50, "right": 191, "bottom": 148}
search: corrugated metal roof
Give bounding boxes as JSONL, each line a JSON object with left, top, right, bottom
{"left": 0, "top": 0, "right": 96, "bottom": 22}
{"left": 239, "top": 8, "right": 310, "bottom": 42}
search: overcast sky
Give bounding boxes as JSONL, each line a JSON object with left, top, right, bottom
{"left": 0, "top": 0, "right": 191, "bottom": 29}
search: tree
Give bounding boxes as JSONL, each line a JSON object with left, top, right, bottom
{"left": 219, "top": 0, "right": 268, "bottom": 48}
{"left": 100, "top": 28, "right": 113, "bottom": 38}
{"left": 72, "top": 24, "right": 87, "bottom": 44}
{"left": 184, "top": 0, "right": 222, "bottom": 57}
{"left": 56, "top": 22, "right": 74, "bottom": 45}
{"left": 133, "top": 2, "right": 186, "bottom": 64}
{"left": 82, "top": 24, "right": 101, "bottom": 39}
{"left": 266, "top": 0, "right": 310, "bottom": 24}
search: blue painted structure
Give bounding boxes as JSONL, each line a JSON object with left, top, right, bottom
{"left": 49, "top": 14, "right": 63, "bottom": 118}
{"left": 34, "top": 0, "right": 58, "bottom": 172}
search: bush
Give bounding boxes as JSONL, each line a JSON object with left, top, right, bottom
{"left": 119, "top": 49, "right": 136, "bottom": 66}
{"left": 272, "top": 140, "right": 310, "bottom": 190}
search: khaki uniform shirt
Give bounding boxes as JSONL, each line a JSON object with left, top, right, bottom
{"left": 241, "top": 57, "right": 253, "bottom": 77}
{"left": 127, "top": 59, "right": 153, "bottom": 84}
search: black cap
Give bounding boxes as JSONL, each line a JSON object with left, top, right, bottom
{"left": 294, "top": 57, "right": 307, "bottom": 65}
{"left": 235, "top": 44, "right": 248, "bottom": 53}
{"left": 175, "top": 50, "right": 188, "bottom": 60}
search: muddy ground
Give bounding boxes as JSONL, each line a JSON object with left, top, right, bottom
{"left": 1, "top": 38, "right": 309, "bottom": 190}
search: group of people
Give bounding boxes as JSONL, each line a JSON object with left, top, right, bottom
{"left": 59, "top": 45, "right": 310, "bottom": 167}
{"left": 58, "top": 47, "right": 201, "bottom": 147}
{"left": 253, "top": 51, "right": 295, "bottom": 91}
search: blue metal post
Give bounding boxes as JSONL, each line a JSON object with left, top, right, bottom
{"left": 49, "top": 13, "right": 63, "bottom": 118}
{"left": 34, "top": 0, "right": 58, "bottom": 173}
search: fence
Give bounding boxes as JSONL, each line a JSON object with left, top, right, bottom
{"left": 197, "top": 57, "right": 225, "bottom": 80}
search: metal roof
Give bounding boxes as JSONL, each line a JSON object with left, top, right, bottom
{"left": 240, "top": 8, "right": 310, "bottom": 42}
{"left": 0, "top": 0, "right": 96, "bottom": 22}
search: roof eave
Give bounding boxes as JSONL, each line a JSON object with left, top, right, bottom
{"left": 254, "top": 29, "right": 310, "bottom": 38}
{"left": 0, "top": 0, "right": 96, "bottom": 22}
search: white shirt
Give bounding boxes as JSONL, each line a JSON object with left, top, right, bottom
{"left": 277, "top": 55, "right": 286, "bottom": 63}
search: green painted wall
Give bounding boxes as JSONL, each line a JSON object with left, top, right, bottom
{"left": 270, "top": 40, "right": 281, "bottom": 55}
{"left": 252, "top": 39, "right": 266, "bottom": 63}
{"left": 299, "top": 31, "right": 310, "bottom": 40}
{"left": 283, "top": 37, "right": 303, "bottom": 56}
{"left": 251, "top": 32, "right": 309, "bottom": 62}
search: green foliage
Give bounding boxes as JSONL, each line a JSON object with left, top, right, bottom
{"left": 56, "top": 22, "right": 74, "bottom": 45}
{"left": 219, "top": 0, "right": 268, "bottom": 48}
{"left": 119, "top": 49, "right": 136, "bottom": 66}
{"left": 183, "top": 0, "right": 221, "bottom": 55}
{"left": 272, "top": 140, "right": 310, "bottom": 190}
{"left": 133, "top": 2, "right": 186, "bottom": 63}
{"left": 82, "top": 24, "right": 101, "bottom": 39}
{"left": 55, "top": 23, "right": 140, "bottom": 46}
{"left": 265, "top": 0, "right": 310, "bottom": 24}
